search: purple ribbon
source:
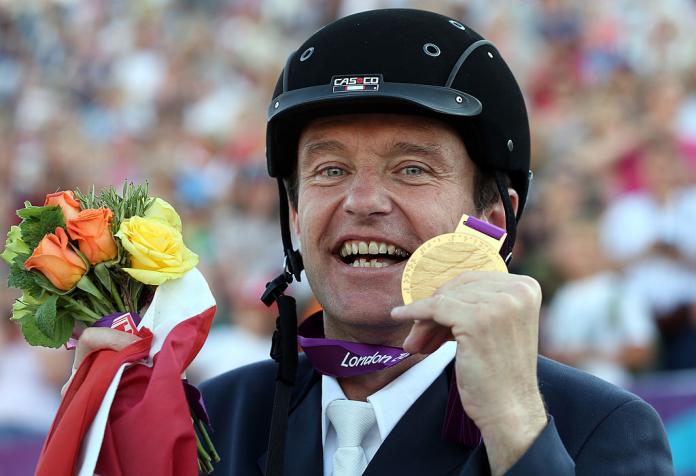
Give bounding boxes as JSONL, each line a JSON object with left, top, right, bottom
{"left": 442, "top": 372, "right": 482, "bottom": 447}
{"left": 183, "top": 379, "right": 211, "bottom": 426}
{"left": 297, "top": 314, "right": 411, "bottom": 378}
{"left": 297, "top": 313, "right": 481, "bottom": 447}
{"left": 465, "top": 215, "right": 506, "bottom": 240}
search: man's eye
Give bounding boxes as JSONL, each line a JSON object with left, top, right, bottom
{"left": 320, "top": 167, "right": 345, "bottom": 177}
{"left": 401, "top": 166, "right": 424, "bottom": 176}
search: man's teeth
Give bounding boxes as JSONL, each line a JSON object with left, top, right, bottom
{"left": 352, "top": 258, "right": 387, "bottom": 268}
{"left": 339, "top": 240, "right": 409, "bottom": 258}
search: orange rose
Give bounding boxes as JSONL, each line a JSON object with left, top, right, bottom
{"left": 66, "top": 208, "right": 118, "bottom": 264}
{"left": 24, "top": 227, "right": 87, "bottom": 290}
{"left": 45, "top": 191, "right": 81, "bottom": 221}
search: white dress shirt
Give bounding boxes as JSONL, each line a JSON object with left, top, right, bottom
{"left": 321, "top": 341, "right": 457, "bottom": 476}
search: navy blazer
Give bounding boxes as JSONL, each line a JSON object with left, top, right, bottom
{"left": 200, "top": 355, "right": 673, "bottom": 475}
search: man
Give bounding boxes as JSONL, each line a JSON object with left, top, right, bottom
{"left": 73, "top": 9, "right": 673, "bottom": 476}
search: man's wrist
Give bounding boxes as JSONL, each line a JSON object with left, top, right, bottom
{"left": 477, "top": 394, "right": 548, "bottom": 476}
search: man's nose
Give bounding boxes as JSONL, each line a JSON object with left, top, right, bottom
{"left": 342, "top": 173, "right": 392, "bottom": 217}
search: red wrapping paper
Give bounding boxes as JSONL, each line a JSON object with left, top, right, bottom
{"left": 35, "top": 304, "right": 216, "bottom": 476}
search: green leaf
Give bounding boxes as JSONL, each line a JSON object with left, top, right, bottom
{"left": 1, "top": 225, "right": 31, "bottom": 265}
{"left": 17, "top": 204, "right": 65, "bottom": 249}
{"left": 11, "top": 296, "right": 40, "bottom": 321}
{"left": 94, "top": 262, "right": 113, "bottom": 292}
{"left": 18, "top": 309, "right": 72, "bottom": 348}
{"left": 53, "top": 308, "right": 74, "bottom": 346}
{"left": 128, "top": 278, "right": 146, "bottom": 313}
{"left": 74, "top": 185, "right": 98, "bottom": 210}
{"left": 71, "top": 244, "right": 91, "bottom": 271}
{"left": 17, "top": 203, "right": 54, "bottom": 218}
{"left": 35, "top": 295, "right": 59, "bottom": 338}
{"left": 60, "top": 295, "right": 101, "bottom": 322}
{"left": 11, "top": 294, "right": 73, "bottom": 347}
{"left": 7, "top": 256, "right": 43, "bottom": 297}
{"left": 76, "top": 275, "right": 107, "bottom": 301}
{"left": 17, "top": 315, "right": 61, "bottom": 347}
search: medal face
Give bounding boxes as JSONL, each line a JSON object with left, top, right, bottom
{"left": 401, "top": 216, "right": 508, "bottom": 305}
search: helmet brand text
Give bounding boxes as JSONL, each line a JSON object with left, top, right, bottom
{"left": 332, "top": 75, "right": 381, "bottom": 93}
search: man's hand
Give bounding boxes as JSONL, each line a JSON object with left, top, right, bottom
{"left": 391, "top": 271, "right": 547, "bottom": 476}
{"left": 61, "top": 328, "right": 141, "bottom": 397}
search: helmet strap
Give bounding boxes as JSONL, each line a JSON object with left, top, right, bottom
{"left": 264, "top": 293, "right": 298, "bottom": 476}
{"left": 278, "top": 178, "right": 304, "bottom": 281}
{"left": 260, "top": 179, "right": 302, "bottom": 476}
{"left": 494, "top": 171, "right": 516, "bottom": 265}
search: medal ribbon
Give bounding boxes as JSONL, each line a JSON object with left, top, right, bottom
{"left": 297, "top": 314, "right": 411, "bottom": 378}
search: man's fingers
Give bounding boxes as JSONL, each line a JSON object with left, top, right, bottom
{"left": 61, "top": 328, "right": 141, "bottom": 399}
{"left": 73, "top": 327, "right": 141, "bottom": 370}
{"left": 403, "top": 320, "right": 452, "bottom": 354}
{"left": 392, "top": 294, "right": 466, "bottom": 328}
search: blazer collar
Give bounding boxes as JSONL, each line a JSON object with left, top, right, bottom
{"left": 364, "top": 370, "right": 479, "bottom": 476}
{"left": 257, "top": 356, "right": 489, "bottom": 476}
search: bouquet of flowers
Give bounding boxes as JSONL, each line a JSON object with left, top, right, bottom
{"left": 1, "top": 183, "right": 219, "bottom": 475}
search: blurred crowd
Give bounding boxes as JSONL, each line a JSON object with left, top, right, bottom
{"left": 1, "top": 0, "right": 696, "bottom": 465}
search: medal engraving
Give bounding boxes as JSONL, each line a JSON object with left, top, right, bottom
{"left": 401, "top": 214, "right": 508, "bottom": 304}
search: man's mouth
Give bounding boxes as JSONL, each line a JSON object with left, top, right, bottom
{"left": 338, "top": 240, "right": 411, "bottom": 268}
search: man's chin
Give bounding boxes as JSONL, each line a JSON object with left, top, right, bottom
{"left": 321, "top": 299, "right": 409, "bottom": 342}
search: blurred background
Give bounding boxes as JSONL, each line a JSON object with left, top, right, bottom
{"left": 1, "top": 0, "right": 695, "bottom": 474}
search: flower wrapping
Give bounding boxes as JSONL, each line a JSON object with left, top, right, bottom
{"left": 34, "top": 268, "right": 216, "bottom": 476}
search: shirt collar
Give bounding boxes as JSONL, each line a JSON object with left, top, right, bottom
{"left": 321, "top": 341, "right": 457, "bottom": 444}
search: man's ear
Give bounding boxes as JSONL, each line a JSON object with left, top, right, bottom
{"left": 290, "top": 203, "right": 300, "bottom": 237}
{"left": 484, "top": 187, "right": 519, "bottom": 230}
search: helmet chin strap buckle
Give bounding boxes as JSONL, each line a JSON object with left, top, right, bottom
{"left": 286, "top": 249, "right": 303, "bottom": 282}
{"left": 261, "top": 252, "right": 303, "bottom": 306}
{"left": 261, "top": 273, "right": 290, "bottom": 307}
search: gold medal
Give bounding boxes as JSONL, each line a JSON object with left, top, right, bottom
{"left": 401, "top": 214, "right": 508, "bottom": 304}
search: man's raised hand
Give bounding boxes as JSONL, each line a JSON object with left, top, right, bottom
{"left": 391, "top": 271, "right": 547, "bottom": 476}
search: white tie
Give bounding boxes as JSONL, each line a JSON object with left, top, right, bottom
{"left": 327, "top": 400, "right": 376, "bottom": 476}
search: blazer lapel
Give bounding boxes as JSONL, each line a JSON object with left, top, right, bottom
{"left": 257, "top": 357, "right": 490, "bottom": 476}
{"left": 258, "top": 357, "right": 323, "bottom": 476}
{"left": 364, "top": 371, "right": 478, "bottom": 476}
{"left": 282, "top": 378, "right": 323, "bottom": 476}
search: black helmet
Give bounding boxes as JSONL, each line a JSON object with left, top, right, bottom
{"left": 265, "top": 8, "right": 532, "bottom": 281}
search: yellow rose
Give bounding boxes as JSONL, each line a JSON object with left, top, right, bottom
{"left": 116, "top": 216, "right": 198, "bottom": 285}
{"left": 145, "top": 198, "right": 182, "bottom": 232}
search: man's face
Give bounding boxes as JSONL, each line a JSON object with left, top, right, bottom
{"left": 292, "top": 114, "right": 479, "bottom": 335}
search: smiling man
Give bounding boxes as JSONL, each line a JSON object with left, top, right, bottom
{"left": 295, "top": 115, "right": 479, "bottom": 336}
{"left": 194, "top": 9, "right": 674, "bottom": 476}
{"left": 71, "top": 8, "right": 673, "bottom": 476}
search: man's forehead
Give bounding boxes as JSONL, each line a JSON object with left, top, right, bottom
{"left": 298, "top": 113, "right": 461, "bottom": 150}
{"left": 301, "top": 113, "right": 455, "bottom": 134}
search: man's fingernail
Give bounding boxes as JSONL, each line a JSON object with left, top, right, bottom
{"left": 391, "top": 306, "right": 405, "bottom": 317}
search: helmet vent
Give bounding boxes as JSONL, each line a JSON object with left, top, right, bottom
{"left": 299, "top": 47, "right": 315, "bottom": 62}
{"left": 449, "top": 19, "right": 466, "bottom": 30}
{"left": 488, "top": 51, "right": 494, "bottom": 59}
{"left": 423, "top": 43, "right": 441, "bottom": 57}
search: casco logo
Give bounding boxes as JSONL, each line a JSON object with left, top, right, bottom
{"left": 333, "top": 76, "right": 380, "bottom": 86}
{"left": 331, "top": 74, "right": 381, "bottom": 93}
